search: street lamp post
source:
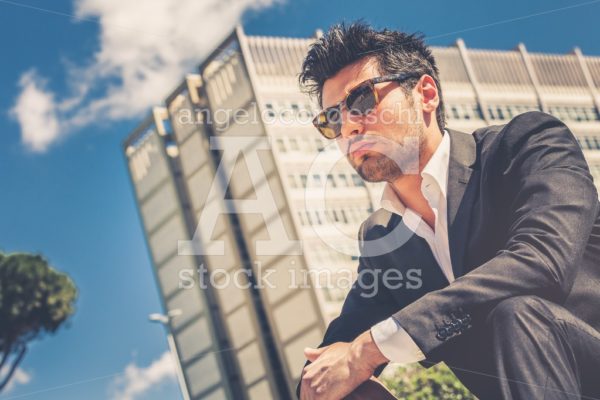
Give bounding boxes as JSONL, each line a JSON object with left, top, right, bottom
{"left": 149, "top": 309, "right": 191, "bottom": 400}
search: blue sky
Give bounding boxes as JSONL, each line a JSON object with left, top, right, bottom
{"left": 0, "top": 0, "right": 599, "bottom": 399}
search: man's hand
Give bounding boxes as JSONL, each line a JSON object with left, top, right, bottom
{"left": 300, "top": 330, "right": 389, "bottom": 400}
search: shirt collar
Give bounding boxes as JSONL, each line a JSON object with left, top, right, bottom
{"left": 379, "top": 130, "right": 451, "bottom": 216}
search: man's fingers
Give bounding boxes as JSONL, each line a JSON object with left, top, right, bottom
{"left": 301, "top": 366, "right": 321, "bottom": 400}
{"left": 300, "top": 377, "right": 315, "bottom": 400}
{"left": 304, "top": 346, "right": 326, "bottom": 362}
{"left": 302, "top": 364, "right": 328, "bottom": 399}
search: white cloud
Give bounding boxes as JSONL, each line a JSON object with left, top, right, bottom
{"left": 10, "top": 71, "right": 61, "bottom": 153}
{"left": 110, "top": 351, "right": 177, "bottom": 400}
{"left": 10, "top": 0, "right": 279, "bottom": 152}
{"left": 0, "top": 365, "right": 32, "bottom": 394}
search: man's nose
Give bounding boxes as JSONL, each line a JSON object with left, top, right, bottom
{"left": 339, "top": 109, "right": 365, "bottom": 139}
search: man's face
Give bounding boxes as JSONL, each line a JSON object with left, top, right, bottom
{"left": 321, "top": 57, "right": 424, "bottom": 182}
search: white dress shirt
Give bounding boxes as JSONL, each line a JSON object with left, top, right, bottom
{"left": 370, "top": 130, "right": 454, "bottom": 364}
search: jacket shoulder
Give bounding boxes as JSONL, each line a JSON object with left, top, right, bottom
{"left": 475, "top": 111, "right": 581, "bottom": 169}
{"left": 359, "top": 208, "right": 395, "bottom": 242}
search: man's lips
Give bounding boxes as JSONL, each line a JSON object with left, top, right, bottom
{"left": 349, "top": 141, "right": 374, "bottom": 155}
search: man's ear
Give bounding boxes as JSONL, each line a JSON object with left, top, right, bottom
{"left": 416, "top": 74, "right": 439, "bottom": 114}
{"left": 415, "top": 74, "right": 439, "bottom": 128}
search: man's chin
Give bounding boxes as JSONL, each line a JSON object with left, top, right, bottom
{"left": 356, "top": 162, "right": 385, "bottom": 183}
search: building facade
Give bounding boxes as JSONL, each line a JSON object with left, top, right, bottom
{"left": 123, "top": 26, "right": 600, "bottom": 400}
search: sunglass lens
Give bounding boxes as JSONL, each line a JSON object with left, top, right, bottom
{"left": 346, "top": 84, "right": 376, "bottom": 115}
{"left": 320, "top": 125, "right": 338, "bottom": 139}
{"left": 313, "top": 108, "right": 342, "bottom": 139}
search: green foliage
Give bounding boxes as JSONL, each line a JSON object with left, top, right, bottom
{"left": 380, "top": 363, "right": 476, "bottom": 400}
{"left": 0, "top": 252, "right": 78, "bottom": 391}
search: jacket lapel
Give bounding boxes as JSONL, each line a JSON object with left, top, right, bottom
{"left": 446, "top": 129, "right": 478, "bottom": 278}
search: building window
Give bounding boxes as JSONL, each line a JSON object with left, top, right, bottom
{"left": 351, "top": 174, "right": 365, "bottom": 187}
{"left": 338, "top": 173, "right": 349, "bottom": 187}
{"left": 450, "top": 105, "right": 460, "bottom": 120}
{"left": 327, "top": 174, "right": 337, "bottom": 188}
{"left": 265, "top": 103, "right": 275, "bottom": 118}
{"left": 315, "top": 138, "right": 324, "bottom": 151}
{"left": 297, "top": 211, "right": 306, "bottom": 225}
{"left": 447, "top": 103, "right": 483, "bottom": 121}
{"left": 340, "top": 209, "right": 348, "bottom": 224}
{"left": 297, "top": 137, "right": 309, "bottom": 153}
{"left": 300, "top": 174, "right": 308, "bottom": 188}
{"left": 485, "top": 104, "right": 542, "bottom": 121}
{"left": 488, "top": 105, "right": 508, "bottom": 121}
{"left": 312, "top": 174, "right": 322, "bottom": 187}
{"left": 547, "top": 106, "right": 599, "bottom": 122}
{"left": 332, "top": 209, "right": 340, "bottom": 222}
{"left": 288, "top": 174, "right": 298, "bottom": 188}
{"left": 577, "top": 136, "right": 600, "bottom": 150}
{"left": 305, "top": 103, "right": 315, "bottom": 117}
{"left": 291, "top": 103, "right": 300, "bottom": 116}
{"left": 276, "top": 138, "right": 286, "bottom": 152}
{"left": 305, "top": 211, "right": 313, "bottom": 225}
{"left": 314, "top": 210, "right": 323, "bottom": 225}
{"left": 298, "top": 104, "right": 311, "bottom": 119}
{"left": 281, "top": 101, "right": 292, "bottom": 119}
{"left": 289, "top": 137, "right": 299, "bottom": 151}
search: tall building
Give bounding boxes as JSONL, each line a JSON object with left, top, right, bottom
{"left": 123, "top": 25, "right": 600, "bottom": 400}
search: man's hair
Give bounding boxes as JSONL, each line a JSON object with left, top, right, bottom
{"left": 299, "top": 21, "right": 446, "bottom": 131}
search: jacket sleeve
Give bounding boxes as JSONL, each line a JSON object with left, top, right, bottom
{"left": 393, "top": 111, "right": 599, "bottom": 357}
{"left": 295, "top": 221, "right": 399, "bottom": 398}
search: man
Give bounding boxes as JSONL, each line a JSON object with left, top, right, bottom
{"left": 296, "top": 22, "right": 600, "bottom": 400}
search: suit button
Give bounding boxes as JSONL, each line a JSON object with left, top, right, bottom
{"left": 450, "top": 320, "right": 461, "bottom": 333}
{"left": 460, "top": 315, "right": 472, "bottom": 329}
{"left": 436, "top": 327, "right": 449, "bottom": 341}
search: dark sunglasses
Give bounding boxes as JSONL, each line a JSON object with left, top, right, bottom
{"left": 312, "top": 72, "right": 422, "bottom": 139}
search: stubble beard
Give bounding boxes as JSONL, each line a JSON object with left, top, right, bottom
{"left": 352, "top": 124, "right": 425, "bottom": 183}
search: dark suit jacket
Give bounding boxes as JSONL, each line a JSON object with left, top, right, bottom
{"left": 297, "top": 111, "right": 600, "bottom": 397}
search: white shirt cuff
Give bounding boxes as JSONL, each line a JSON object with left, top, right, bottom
{"left": 370, "top": 317, "right": 425, "bottom": 364}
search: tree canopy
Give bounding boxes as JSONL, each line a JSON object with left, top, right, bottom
{"left": 0, "top": 252, "right": 78, "bottom": 392}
